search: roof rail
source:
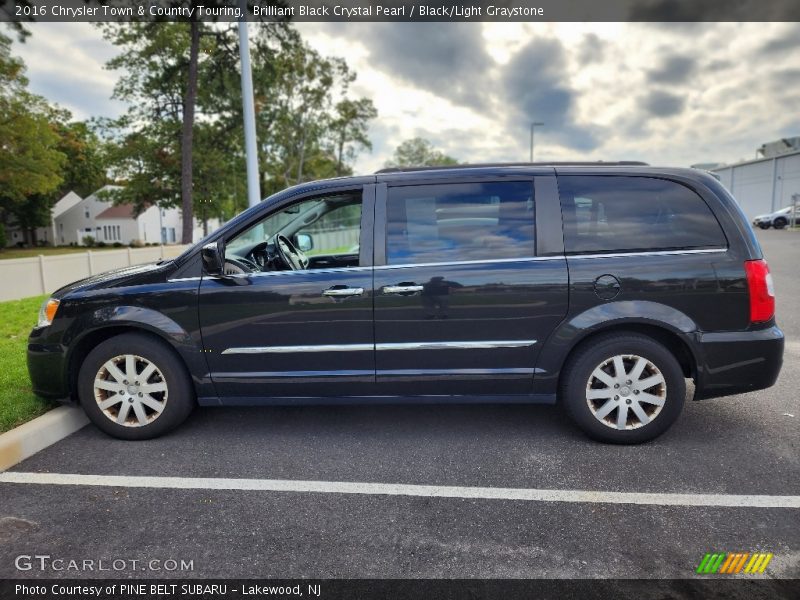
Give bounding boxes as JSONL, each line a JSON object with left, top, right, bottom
{"left": 375, "top": 161, "right": 649, "bottom": 174}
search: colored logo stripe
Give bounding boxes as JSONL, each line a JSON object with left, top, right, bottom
{"left": 745, "top": 553, "right": 773, "bottom": 573}
{"left": 696, "top": 552, "right": 773, "bottom": 574}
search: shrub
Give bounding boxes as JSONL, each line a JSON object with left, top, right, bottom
{"left": 96, "top": 241, "right": 107, "bottom": 247}
{"left": 0, "top": 226, "right": 6, "bottom": 249}
{"left": 82, "top": 235, "right": 96, "bottom": 247}
{"left": 129, "top": 239, "right": 144, "bottom": 248}
{"left": 113, "top": 242, "right": 123, "bottom": 248}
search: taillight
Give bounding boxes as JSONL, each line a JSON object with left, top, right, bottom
{"left": 744, "top": 259, "right": 775, "bottom": 323}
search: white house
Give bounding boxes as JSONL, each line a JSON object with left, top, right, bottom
{"left": 4, "top": 186, "right": 221, "bottom": 247}
{"left": 92, "top": 203, "right": 183, "bottom": 245}
{"left": 54, "top": 186, "right": 125, "bottom": 246}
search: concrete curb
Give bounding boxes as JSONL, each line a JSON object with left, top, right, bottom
{"left": 0, "top": 406, "right": 88, "bottom": 472}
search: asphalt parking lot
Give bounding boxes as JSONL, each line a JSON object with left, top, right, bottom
{"left": 0, "top": 230, "right": 798, "bottom": 581}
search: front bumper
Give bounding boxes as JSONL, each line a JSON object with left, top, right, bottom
{"left": 694, "top": 325, "right": 784, "bottom": 399}
{"left": 27, "top": 327, "right": 72, "bottom": 403}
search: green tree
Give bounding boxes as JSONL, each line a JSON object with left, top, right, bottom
{"left": 249, "top": 27, "right": 377, "bottom": 194}
{"left": 331, "top": 98, "right": 378, "bottom": 176}
{"left": 0, "top": 32, "right": 65, "bottom": 246}
{"left": 53, "top": 120, "right": 107, "bottom": 197}
{"left": 5, "top": 112, "right": 106, "bottom": 246}
{"left": 100, "top": 20, "right": 377, "bottom": 232}
{"left": 385, "top": 137, "right": 459, "bottom": 168}
{"left": 100, "top": 20, "right": 237, "bottom": 242}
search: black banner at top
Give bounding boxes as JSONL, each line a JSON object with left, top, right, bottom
{"left": 2, "top": 0, "right": 800, "bottom": 23}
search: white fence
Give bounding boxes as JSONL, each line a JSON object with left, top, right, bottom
{"left": 307, "top": 228, "right": 360, "bottom": 253}
{"left": 0, "top": 245, "right": 190, "bottom": 302}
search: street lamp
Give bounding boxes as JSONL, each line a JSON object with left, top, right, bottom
{"left": 238, "top": 0, "right": 261, "bottom": 208}
{"left": 530, "top": 122, "right": 544, "bottom": 162}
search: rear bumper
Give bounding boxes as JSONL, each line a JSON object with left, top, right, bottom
{"left": 694, "top": 326, "right": 784, "bottom": 399}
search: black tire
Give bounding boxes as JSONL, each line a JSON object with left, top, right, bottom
{"left": 560, "top": 333, "right": 686, "bottom": 444}
{"left": 758, "top": 222, "right": 771, "bottom": 230}
{"left": 773, "top": 218, "right": 787, "bottom": 230}
{"left": 78, "top": 333, "right": 195, "bottom": 440}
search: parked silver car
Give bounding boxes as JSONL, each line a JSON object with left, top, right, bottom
{"left": 753, "top": 206, "right": 799, "bottom": 229}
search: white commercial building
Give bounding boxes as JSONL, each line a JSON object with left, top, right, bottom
{"left": 712, "top": 148, "right": 800, "bottom": 220}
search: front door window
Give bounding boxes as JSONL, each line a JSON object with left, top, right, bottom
{"left": 225, "top": 193, "right": 363, "bottom": 274}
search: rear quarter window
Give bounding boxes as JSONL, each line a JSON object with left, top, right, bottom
{"left": 559, "top": 175, "right": 727, "bottom": 254}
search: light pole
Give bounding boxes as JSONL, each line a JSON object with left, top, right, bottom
{"left": 238, "top": 1, "right": 261, "bottom": 208}
{"left": 530, "top": 122, "right": 544, "bottom": 162}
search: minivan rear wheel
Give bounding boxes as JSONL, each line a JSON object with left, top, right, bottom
{"left": 78, "top": 333, "right": 195, "bottom": 440}
{"left": 561, "top": 333, "right": 685, "bottom": 443}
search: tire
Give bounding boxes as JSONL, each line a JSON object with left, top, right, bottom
{"left": 78, "top": 333, "right": 195, "bottom": 440}
{"left": 560, "top": 333, "right": 686, "bottom": 444}
{"left": 757, "top": 223, "right": 771, "bottom": 230}
{"left": 773, "top": 218, "right": 787, "bottom": 230}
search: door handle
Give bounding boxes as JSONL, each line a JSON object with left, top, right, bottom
{"left": 322, "top": 286, "right": 364, "bottom": 297}
{"left": 383, "top": 284, "right": 424, "bottom": 294}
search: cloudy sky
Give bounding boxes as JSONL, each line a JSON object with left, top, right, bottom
{"left": 12, "top": 21, "right": 800, "bottom": 174}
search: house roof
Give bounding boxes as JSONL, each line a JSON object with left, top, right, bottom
{"left": 96, "top": 204, "right": 136, "bottom": 220}
{"left": 52, "top": 191, "right": 83, "bottom": 218}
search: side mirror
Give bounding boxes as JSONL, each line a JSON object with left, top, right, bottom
{"left": 295, "top": 233, "right": 313, "bottom": 252}
{"left": 201, "top": 240, "right": 224, "bottom": 275}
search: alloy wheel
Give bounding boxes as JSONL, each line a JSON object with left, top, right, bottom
{"left": 585, "top": 354, "right": 666, "bottom": 430}
{"left": 93, "top": 354, "right": 168, "bottom": 427}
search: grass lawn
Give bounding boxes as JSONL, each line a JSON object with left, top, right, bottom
{"left": 0, "top": 294, "right": 56, "bottom": 432}
{"left": 0, "top": 245, "right": 129, "bottom": 260}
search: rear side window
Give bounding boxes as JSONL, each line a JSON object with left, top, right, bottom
{"left": 386, "top": 181, "right": 534, "bottom": 265}
{"left": 559, "top": 176, "right": 726, "bottom": 254}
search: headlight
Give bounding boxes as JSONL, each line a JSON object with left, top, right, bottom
{"left": 37, "top": 298, "right": 60, "bottom": 328}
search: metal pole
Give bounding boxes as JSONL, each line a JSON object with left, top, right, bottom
{"left": 238, "top": 6, "right": 261, "bottom": 208}
{"left": 530, "top": 124, "right": 533, "bottom": 162}
{"left": 529, "top": 122, "right": 544, "bottom": 162}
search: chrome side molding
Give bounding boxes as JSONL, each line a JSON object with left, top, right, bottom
{"left": 221, "top": 340, "right": 538, "bottom": 355}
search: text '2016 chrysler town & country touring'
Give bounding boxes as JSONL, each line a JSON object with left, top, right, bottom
{"left": 28, "top": 164, "right": 784, "bottom": 443}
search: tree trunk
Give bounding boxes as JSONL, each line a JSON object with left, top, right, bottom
{"left": 296, "top": 127, "right": 307, "bottom": 184}
{"left": 180, "top": 18, "right": 200, "bottom": 244}
{"left": 336, "top": 136, "right": 344, "bottom": 176}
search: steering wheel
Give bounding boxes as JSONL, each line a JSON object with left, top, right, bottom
{"left": 272, "top": 233, "right": 309, "bottom": 271}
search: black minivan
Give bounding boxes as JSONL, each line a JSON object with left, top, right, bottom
{"left": 28, "top": 164, "right": 784, "bottom": 443}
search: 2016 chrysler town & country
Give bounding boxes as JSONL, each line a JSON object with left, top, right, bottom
{"left": 28, "top": 164, "right": 784, "bottom": 443}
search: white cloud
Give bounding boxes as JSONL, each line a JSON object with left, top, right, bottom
{"left": 12, "top": 21, "right": 800, "bottom": 174}
{"left": 13, "top": 22, "right": 126, "bottom": 120}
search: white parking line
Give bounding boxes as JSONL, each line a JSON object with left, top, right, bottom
{"left": 1, "top": 471, "right": 799, "bottom": 508}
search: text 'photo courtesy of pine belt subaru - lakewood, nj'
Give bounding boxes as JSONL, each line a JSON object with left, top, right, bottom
{"left": 28, "top": 163, "right": 784, "bottom": 443}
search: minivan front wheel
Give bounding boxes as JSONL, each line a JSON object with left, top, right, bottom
{"left": 561, "top": 333, "right": 685, "bottom": 443}
{"left": 78, "top": 333, "right": 195, "bottom": 440}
